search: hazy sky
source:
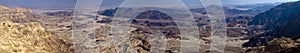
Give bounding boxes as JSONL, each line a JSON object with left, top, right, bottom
{"left": 221, "top": 0, "right": 299, "bottom": 5}
{"left": 0, "top": 0, "right": 76, "bottom": 9}
{"left": 0, "top": 0, "right": 299, "bottom": 9}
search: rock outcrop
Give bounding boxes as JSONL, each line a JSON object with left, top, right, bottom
{"left": 0, "top": 5, "right": 73, "bottom": 53}
{"left": 45, "top": 11, "right": 74, "bottom": 17}
{"left": 244, "top": 1, "right": 300, "bottom": 47}
{"left": 245, "top": 37, "right": 300, "bottom": 53}
{"left": 0, "top": 20, "right": 73, "bottom": 53}
{"left": 0, "top": 5, "right": 41, "bottom": 23}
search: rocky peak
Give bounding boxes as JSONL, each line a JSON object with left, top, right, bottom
{"left": 244, "top": 1, "right": 300, "bottom": 47}
{"left": 131, "top": 10, "right": 180, "bottom": 38}
{"left": 0, "top": 5, "right": 38, "bottom": 23}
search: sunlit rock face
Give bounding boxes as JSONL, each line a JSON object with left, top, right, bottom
{"left": 0, "top": 6, "right": 73, "bottom": 53}
{"left": 0, "top": 6, "right": 30, "bottom": 19}
{"left": 0, "top": 20, "right": 73, "bottom": 53}
{"left": 0, "top": 5, "right": 40, "bottom": 23}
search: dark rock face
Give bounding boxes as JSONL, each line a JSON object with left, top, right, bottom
{"left": 45, "top": 11, "right": 73, "bottom": 16}
{"left": 250, "top": 1, "right": 300, "bottom": 30}
{"left": 190, "top": 8, "right": 207, "bottom": 14}
{"left": 97, "top": 8, "right": 117, "bottom": 17}
{"left": 96, "top": 18, "right": 112, "bottom": 23}
{"left": 133, "top": 10, "right": 177, "bottom": 26}
{"left": 227, "top": 16, "right": 252, "bottom": 27}
{"left": 245, "top": 37, "right": 300, "bottom": 53}
{"left": 244, "top": 1, "right": 300, "bottom": 47}
{"left": 242, "top": 34, "right": 274, "bottom": 47}
{"left": 131, "top": 10, "right": 180, "bottom": 38}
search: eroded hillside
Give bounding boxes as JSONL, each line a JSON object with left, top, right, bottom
{"left": 0, "top": 5, "right": 73, "bottom": 53}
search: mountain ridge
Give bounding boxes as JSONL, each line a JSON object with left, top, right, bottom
{"left": 244, "top": 1, "right": 300, "bottom": 47}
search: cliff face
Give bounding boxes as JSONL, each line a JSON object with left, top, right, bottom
{"left": 245, "top": 37, "right": 300, "bottom": 53}
{"left": 0, "top": 5, "right": 73, "bottom": 53}
{"left": 249, "top": 1, "right": 300, "bottom": 34}
{"left": 0, "top": 5, "right": 31, "bottom": 18}
{"left": 244, "top": 1, "right": 300, "bottom": 47}
{"left": 0, "top": 20, "right": 73, "bottom": 53}
{"left": 0, "top": 5, "right": 40, "bottom": 23}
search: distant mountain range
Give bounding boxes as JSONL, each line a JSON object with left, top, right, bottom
{"left": 99, "top": 3, "right": 279, "bottom": 17}
{"left": 190, "top": 3, "right": 281, "bottom": 16}
{"left": 244, "top": 1, "right": 300, "bottom": 47}
{"left": 0, "top": 0, "right": 290, "bottom": 9}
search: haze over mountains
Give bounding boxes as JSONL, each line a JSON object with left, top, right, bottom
{"left": 221, "top": 0, "right": 298, "bottom": 5}
{"left": 0, "top": 0, "right": 76, "bottom": 9}
{"left": 0, "top": 0, "right": 297, "bottom": 9}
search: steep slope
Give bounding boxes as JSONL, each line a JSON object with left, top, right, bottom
{"left": 0, "top": 5, "right": 73, "bottom": 53}
{"left": 245, "top": 37, "right": 300, "bottom": 53}
{"left": 0, "top": 20, "right": 73, "bottom": 53}
{"left": 244, "top": 1, "right": 300, "bottom": 47}
{"left": 0, "top": 5, "right": 41, "bottom": 23}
